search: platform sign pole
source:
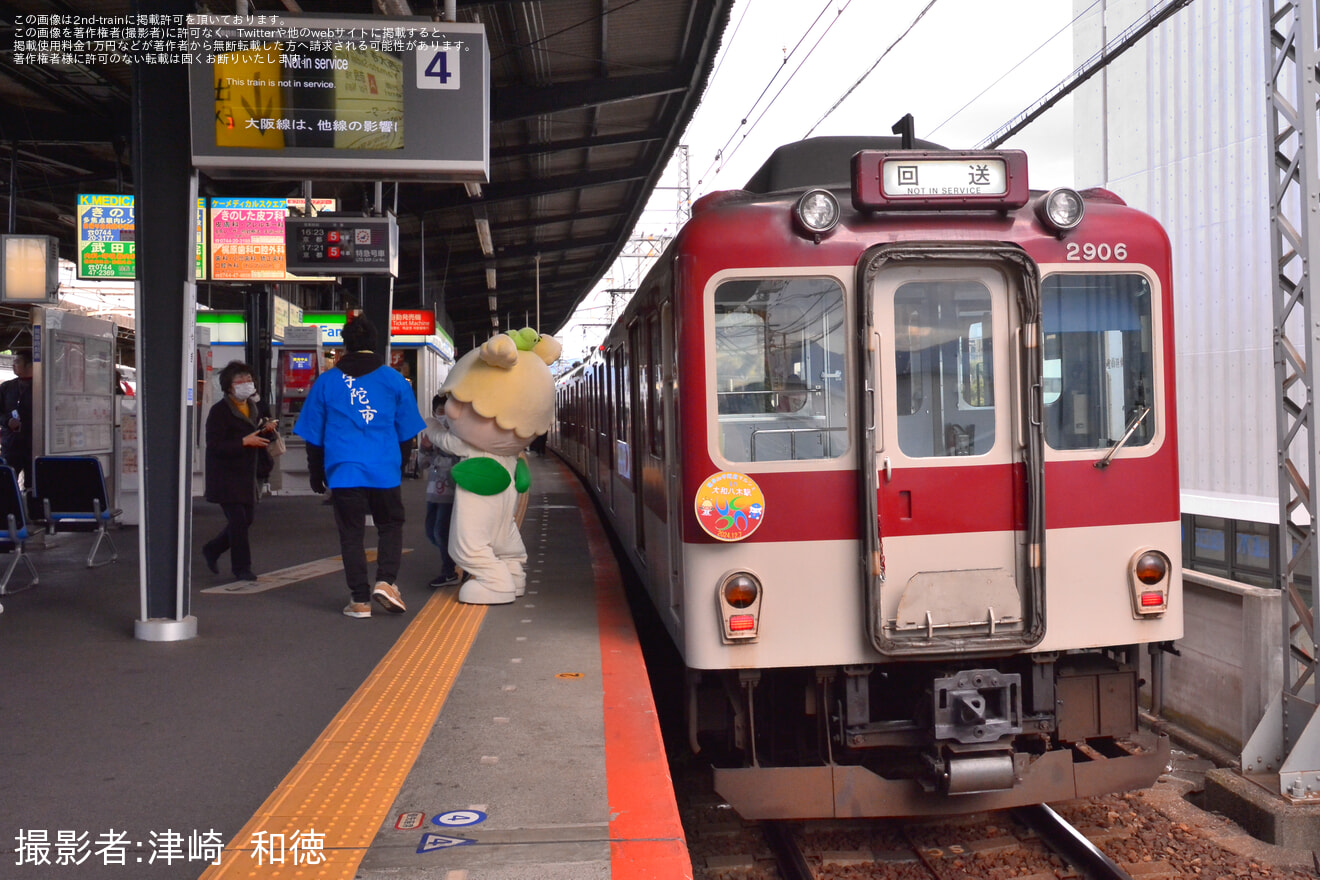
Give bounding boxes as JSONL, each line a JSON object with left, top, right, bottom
{"left": 1256, "top": 0, "right": 1320, "bottom": 795}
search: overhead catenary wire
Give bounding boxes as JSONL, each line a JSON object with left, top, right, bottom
{"left": 928, "top": 0, "right": 1103, "bottom": 139}
{"left": 716, "top": 0, "right": 855, "bottom": 172}
{"left": 978, "top": 0, "right": 1193, "bottom": 148}
{"left": 803, "top": 0, "right": 940, "bottom": 139}
{"left": 697, "top": 0, "right": 846, "bottom": 186}
{"left": 703, "top": 0, "right": 754, "bottom": 96}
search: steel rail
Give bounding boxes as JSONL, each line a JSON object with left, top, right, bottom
{"left": 762, "top": 821, "right": 815, "bottom": 880}
{"left": 1012, "top": 803, "right": 1134, "bottom": 880}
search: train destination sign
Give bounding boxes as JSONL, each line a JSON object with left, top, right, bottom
{"left": 186, "top": 14, "right": 489, "bottom": 181}
{"left": 852, "top": 150, "right": 1029, "bottom": 210}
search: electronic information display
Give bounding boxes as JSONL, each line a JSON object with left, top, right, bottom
{"left": 186, "top": 15, "right": 489, "bottom": 181}
{"left": 284, "top": 214, "right": 398, "bottom": 276}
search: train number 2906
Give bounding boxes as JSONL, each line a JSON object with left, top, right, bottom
{"left": 1066, "top": 242, "right": 1128, "bottom": 261}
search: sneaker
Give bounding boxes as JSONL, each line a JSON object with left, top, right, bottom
{"left": 428, "top": 572, "right": 461, "bottom": 588}
{"left": 343, "top": 601, "right": 371, "bottom": 619}
{"left": 372, "top": 581, "right": 406, "bottom": 613}
{"left": 202, "top": 548, "right": 220, "bottom": 574}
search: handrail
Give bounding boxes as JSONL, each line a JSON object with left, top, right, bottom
{"left": 748, "top": 425, "right": 846, "bottom": 461}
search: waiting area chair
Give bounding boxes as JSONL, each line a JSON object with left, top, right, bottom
{"left": 32, "top": 455, "right": 121, "bottom": 568}
{"left": 0, "top": 463, "right": 38, "bottom": 595}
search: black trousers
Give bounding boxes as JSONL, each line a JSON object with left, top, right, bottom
{"left": 331, "top": 486, "right": 406, "bottom": 603}
{"left": 204, "top": 502, "right": 255, "bottom": 575}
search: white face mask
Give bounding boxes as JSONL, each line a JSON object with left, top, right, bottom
{"left": 232, "top": 382, "right": 256, "bottom": 401}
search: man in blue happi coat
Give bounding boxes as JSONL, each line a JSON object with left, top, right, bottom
{"left": 294, "top": 315, "right": 426, "bottom": 619}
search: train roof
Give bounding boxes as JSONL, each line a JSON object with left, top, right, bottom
{"left": 743, "top": 135, "right": 946, "bottom": 194}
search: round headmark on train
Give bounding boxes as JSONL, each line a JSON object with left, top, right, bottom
{"left": 694, "top": 472, "right": 766, "bottom": 541}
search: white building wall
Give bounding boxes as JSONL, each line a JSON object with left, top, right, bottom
{"left": 1073, "top": 0, "right": 1276, "bottom": 523}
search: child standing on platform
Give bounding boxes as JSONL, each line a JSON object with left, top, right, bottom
{"left": 420, "top": 393, "right": 460, "bottom": 588}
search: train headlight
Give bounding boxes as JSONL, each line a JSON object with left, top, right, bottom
{"left": 1035, "top": 187, "right": 1085, "bottom": 233}
{"left": 717, "top": 572, "right": 763, "bottom": 642}
{"left": 794, "top": 189, "right": 840, "bottom": 239}
{"left": 1127, "top": 549, "right": 1172, "bottom": 617}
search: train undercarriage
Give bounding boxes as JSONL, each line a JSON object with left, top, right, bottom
{"left": 692, "top": 647, "right": 1170, "bottom": 818}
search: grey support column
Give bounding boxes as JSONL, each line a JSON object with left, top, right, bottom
{"left": 362, "top": 276, "right": 394, "bottom": 362}
{"left": 245, "top": 285, "right": 273, "bottom": 402}
{"left": 131, "top": 0, "right": 198, "bottom": 641}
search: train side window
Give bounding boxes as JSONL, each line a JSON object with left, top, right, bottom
{"left": 712, "top": 277, "right": 850, "bottom": 462}
{"left": 648, "top": 314, "right": 664, "bottom": 458}
{"left": 893, "top": 281, "right": 996, "bottom": 458}
{"left": 1040, "top": 274, "right": 1154, "bottom": 451}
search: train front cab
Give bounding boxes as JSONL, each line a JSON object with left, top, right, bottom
{"left": 680, "top": 154, "right": 1182, "bottom": 819}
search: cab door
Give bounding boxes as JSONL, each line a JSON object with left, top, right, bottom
{"left": 859, "top": 245, "right": 1045, "bottom": 657}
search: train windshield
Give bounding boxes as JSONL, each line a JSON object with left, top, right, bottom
{"left": 713, "top": 277, "right": 850, "bottom": 462}
{"left": 1041, "top": 273, "right": 1154, "bottom": 451}
{"left": 893, "top": 280, "right": 997, "bottom": 457}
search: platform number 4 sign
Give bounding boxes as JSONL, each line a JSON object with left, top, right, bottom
{"left": 417, "top": 46, "right": 461, "bottom": 90}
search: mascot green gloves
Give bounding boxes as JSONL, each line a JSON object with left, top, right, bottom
{"left": 425, "top": 329, "right": 561, "bottom": 605}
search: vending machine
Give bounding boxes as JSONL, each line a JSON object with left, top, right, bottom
{"left": 275, "top": 344, "right": 320, "bottom": 436}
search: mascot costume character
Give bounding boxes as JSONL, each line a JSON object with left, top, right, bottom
{"left": 426, "top": 328, "right": 560, "bottom": 605}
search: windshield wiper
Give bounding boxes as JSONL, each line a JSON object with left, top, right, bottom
{"left": 1094, "top": 406, "right": 1151, "bottom": 469}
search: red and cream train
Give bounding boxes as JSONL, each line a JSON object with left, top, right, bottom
{"left": 550, "top": 136, "right": 1181, "bottom": 818}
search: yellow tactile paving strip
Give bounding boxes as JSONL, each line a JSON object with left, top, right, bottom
{"left": 198, "top": 588, "right": 486, "bottom": 879}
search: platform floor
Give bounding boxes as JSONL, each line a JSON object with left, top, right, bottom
{"left": 0, "top": 454, "right": 687, "bottom": 879}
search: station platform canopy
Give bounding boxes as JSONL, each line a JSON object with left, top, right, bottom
{"left": 0, "top": 0, "right": 734, "bottom": 352}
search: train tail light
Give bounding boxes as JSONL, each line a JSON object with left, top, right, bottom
{"left": 718, "top": 572, "right": 762, "bottom": 643}
{"left": 1035, "top": 187, "right": 1085, "bottom": 233}
{"left": 1128, "top": 549, "right": 1172, "bottom": 617}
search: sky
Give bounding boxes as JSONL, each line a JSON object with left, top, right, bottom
{"left": 555, "top": 0, "right": 1085, "bottom": 362}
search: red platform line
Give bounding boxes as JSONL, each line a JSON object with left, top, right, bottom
{"left": 563, "top": 469, "right": 692, "bottom": 880}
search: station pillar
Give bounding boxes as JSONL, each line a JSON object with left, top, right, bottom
{"left": 131, "top": 0, "right": 198, "bottom": 642}
{"left": 362, "top": 275, "right": 393, "bottom": 361}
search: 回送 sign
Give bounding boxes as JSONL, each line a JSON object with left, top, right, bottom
{"left": 851, "top": 150, "right": 1029, "bottom": 210}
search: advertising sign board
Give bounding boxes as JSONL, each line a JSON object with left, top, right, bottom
{"left": 80, "top": 195, "right": 241, "bottom": 281}
{"left": 210, "top": 196, "right": 337, "bottom": 282}
{"left": 77, "top": 195, "right": 135, "bottom": 280}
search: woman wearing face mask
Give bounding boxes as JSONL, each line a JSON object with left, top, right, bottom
{"left": 201, "top": 361, "right": 276, "bottom": 581}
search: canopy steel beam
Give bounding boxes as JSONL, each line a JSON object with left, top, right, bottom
{"left": 492, "top": 73, "right": 685, "bottom": 122}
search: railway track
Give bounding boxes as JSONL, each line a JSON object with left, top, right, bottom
{"left": 1012, "top": 803, "right": 1132, "bottom": 880}
{"left": 761, "top": 805, "right": 1133, "bottom": 880}
{"left": 679, "top": 760, "right": 1319, "bottom": 880}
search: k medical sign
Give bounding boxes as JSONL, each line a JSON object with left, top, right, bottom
{"left": 186, "top": 14, "right": 489, "bottom": 181}
{"left": 77, "top": 195, "right": 135, "bottom": 279}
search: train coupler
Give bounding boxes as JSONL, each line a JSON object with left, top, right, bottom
{"left": 922, "top": 743, "right": 1027, "bottom": 795}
